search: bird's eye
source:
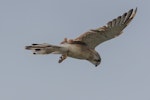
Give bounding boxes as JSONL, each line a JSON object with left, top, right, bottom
{"left": 97, "top": 59, "right": 101, "bottom": 62}
{"left": 94, "top": 59, "right": 101, "bottom": 62}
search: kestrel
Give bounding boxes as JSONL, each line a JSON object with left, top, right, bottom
{"left": 25, "top": 8, "right": 137, "bottom": 67}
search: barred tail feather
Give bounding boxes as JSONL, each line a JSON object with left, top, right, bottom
{"left": 25, "top": 43, "right": 64, "bottom": 55}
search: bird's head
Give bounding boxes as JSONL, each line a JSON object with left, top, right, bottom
{"left": 88, "top": 51, "right": 101, "bottom": 67}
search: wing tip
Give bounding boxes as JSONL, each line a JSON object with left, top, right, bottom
{"left": 131, "top": 7, "right": 137, "bottom": 17}
{"left": 107, "top": 7, "right": 137, "bottom": 27}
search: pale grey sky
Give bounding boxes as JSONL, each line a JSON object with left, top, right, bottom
{"left": 0, "top": 0, "right": 149, "bottom": 100}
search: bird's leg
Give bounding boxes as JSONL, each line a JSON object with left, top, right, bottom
{"left": 58, "top": 54, "right": 67, "bottom": 63}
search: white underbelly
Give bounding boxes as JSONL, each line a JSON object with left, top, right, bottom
{"left": 62, "top": 44, "right": 90, "bottom": 59}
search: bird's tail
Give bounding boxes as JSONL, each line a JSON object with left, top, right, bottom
{"left": 25, "top": 43, "right": 65, "bottom": 55}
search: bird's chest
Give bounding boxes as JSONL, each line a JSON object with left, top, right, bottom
{"left": 67, "top": 44, "right": 91, "bottom": 59}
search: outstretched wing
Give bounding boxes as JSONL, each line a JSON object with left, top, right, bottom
{"left": 74, "top": 8, "right": 137, "bottom": 49}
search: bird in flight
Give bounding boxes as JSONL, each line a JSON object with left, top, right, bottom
{"left": 25, "top": 8, "right": 137, "bottom": 67}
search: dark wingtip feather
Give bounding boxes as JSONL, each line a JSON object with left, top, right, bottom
{"left": 135, "top": 7, "right": 138, "bottom": 13}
